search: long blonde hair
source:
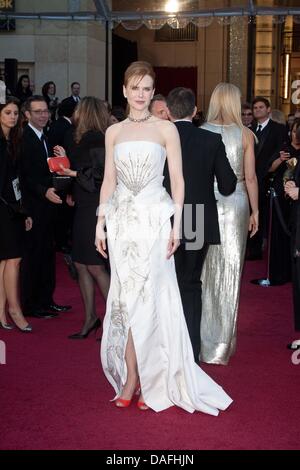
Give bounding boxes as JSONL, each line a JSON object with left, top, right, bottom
{"left": 206, "top": 82, "right": 243, "bottom": 128}
{"left": 74, "top": 96, "right": 110, "bottom": 143}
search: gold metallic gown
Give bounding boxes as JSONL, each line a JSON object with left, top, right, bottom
{"left": 200, "top": 123, "right": 249, "bottom": 365}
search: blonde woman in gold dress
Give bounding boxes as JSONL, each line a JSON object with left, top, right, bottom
{"left": 200, "top": 83, "right": 259, "bottom": 365}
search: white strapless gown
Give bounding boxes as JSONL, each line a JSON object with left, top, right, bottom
{"left": 100, "top": 140, "right": 233, "bottom": 415}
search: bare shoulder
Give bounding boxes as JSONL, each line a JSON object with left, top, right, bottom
{"left": 155, "top": 119, "right": 179, "bottom": 140}
{"left": 156, "top": 119, "right": 177, "bottom": 131}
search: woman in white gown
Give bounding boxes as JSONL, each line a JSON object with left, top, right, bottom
{"left": 95, "top": 61, "right": 233, "bottom": 414}
{"left": 200, "top": 83, "right": 259, "bottom": 365}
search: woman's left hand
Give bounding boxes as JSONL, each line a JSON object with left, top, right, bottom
{"left": 285, "top": 186, "right": 299, "bottom": 200}
{"left": 57, "top": 165, "right": 77, "bottom": 177}
{"left": 166, "top": 229, "right": 180, "bottom": 259}
{"left": 25, "top": 217, "right": 33, "bottom": 231}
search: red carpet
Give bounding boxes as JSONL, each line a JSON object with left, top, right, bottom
{"left": 0, "top": 255, "right": 299, "bottom": 450}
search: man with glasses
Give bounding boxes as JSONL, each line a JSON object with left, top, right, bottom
{"left": 241, "top": 103, "right": 253, "bottom": 128}
{"left": 20, "top": 96, "right": 71, "bottom": 318}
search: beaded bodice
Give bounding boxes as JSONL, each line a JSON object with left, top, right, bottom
{"left": 114, "top": 140, "right": 166, "bottom": 196}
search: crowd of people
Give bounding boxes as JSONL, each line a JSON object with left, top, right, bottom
{"left": 1, "top": 61, "right": 300, "bottom": 414}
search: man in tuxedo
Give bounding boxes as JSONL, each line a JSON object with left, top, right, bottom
{"left": 47, "top": 98, "right": 75, "bottom": 256}
{"left": 247, "top": 96, "right": 287, "bottom": 260}
{"left": 166, "top": 87, "right": 237, "bottom": 361}
{"left": 47, "top": 98, "right": 75, "bottom": 149}
{"left": 63, "top": 82, "right": 81, "bottom": 107}
{"left": 20, "top": 96, "right": 71, "bottom": 318}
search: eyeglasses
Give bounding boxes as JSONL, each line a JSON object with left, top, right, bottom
{"left": 242, "top": 112, "right": 252, "bottom": 116}
{"left": 30, "top": 110, "right": 50, "bottom": 115}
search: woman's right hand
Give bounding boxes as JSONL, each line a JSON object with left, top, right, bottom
{"left": 95, "top": 220, "right": 107, "bottom": 258}
{"left": 249, "top": 211, "right": 259, "bottom": 238}
{"left": 279, "top": 151, "right": 290, "bottom": 163}
{"left": 53, "top": 145, "right": 66, "bottom": 157}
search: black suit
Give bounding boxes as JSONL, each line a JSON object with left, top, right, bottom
{"left": 62, "top": 95, "right": 80, "bottom": 108}
{"left": 251, "top": 119, "right": 287, "bottom": 184}
{"left": 20, "top": 124, "right": 56, "bottom": 312}
{"left": 47, "top": 117, "right": 74, "bottom": 251}
{"left": 248, "top": 119, "right": 287, "bottom": 258}
{"left": 165, "top": 121, "right": 237, "bottom": 360}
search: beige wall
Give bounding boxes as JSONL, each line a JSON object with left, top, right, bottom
{"left": 0, "top": 0, "right": 108, "bottom": 99}
{"left": 114, "top": 20, "right": 229, "bottom": 113}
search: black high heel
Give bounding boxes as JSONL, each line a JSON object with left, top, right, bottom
{"left": 68, "top": 318, "right": 101, "bottom": 339}
{"left": 0, "top": 320, "right": 14, "bottom": 330}
{"left": 8, "top": 312, "right": 32, "bottom": 332}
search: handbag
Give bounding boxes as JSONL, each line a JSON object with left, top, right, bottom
{"left": 47, "top": 156, "right": 70, "bottom": 173}
{"left": 52, "top": 175, "right": 72, "bottom": 193}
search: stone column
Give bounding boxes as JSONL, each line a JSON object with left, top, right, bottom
{"left": 228, "top": 17, "right": 248, "bottom": 100}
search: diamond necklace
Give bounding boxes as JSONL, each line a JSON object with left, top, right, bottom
{"left": 128, "top": 113, "right": 152, "bottom": 123}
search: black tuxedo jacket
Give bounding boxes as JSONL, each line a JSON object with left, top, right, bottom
{"left": 250, "top": 119, "right": 287, "bottom": 183}
{"left": 20, "top": 125, "right": 53, "bottom": 213}
{"left": 63, "top": 96, "right": 80, "bottom": 107}
{"left": 165, "top": 121, "right": 237, "bottom": 245}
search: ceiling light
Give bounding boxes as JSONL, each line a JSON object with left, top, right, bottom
{"left": 165, "top": 0, "right": 179, "bottom": 13}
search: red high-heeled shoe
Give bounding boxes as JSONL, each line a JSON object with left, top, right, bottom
{"left": 115, "top": 397, "right": 132, "bottom": 408}
{"left": 115, "top": 380, "right": 140, "bottom": 408}
{"left": 137, "top": 397, "right": 149, "bottom": 410}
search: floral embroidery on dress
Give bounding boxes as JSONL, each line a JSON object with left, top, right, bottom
{"left": 122, "top": 241, "right": 140, "bottom": 262}
{"left": 107, "top": 194, "right": 140, "bottom": 241}
{"left": 107, "top": 297, "right": 129, "bottom": 387}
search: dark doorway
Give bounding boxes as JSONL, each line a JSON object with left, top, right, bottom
{"left": 112, "top": 33, "right": 137, "bottom": 107}
{"left": 153, "top": 66, "right": 197, "bottom": 97}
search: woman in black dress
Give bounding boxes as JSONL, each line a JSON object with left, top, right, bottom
{"left": 284, "top": 119, "right": 300, "bottom": 345}
{"left": 15, "top": 75, "right": 32, "bottom": 105}
{"left": 0, "top": 97, "right": 32, "bottom": 332}
{"left": 55, "top": 97, "right": 110, "bottom": 338}
{"left": 42, "top": 81, "right": 59, "bottom": 126}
